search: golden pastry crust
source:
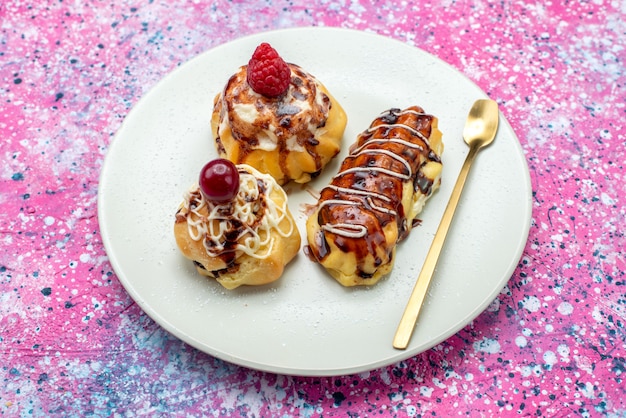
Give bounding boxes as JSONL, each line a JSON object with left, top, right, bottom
{"left": 211, "top": 63, "right": 347, "bottom": 185}
{"left": 306, "top": 106, "right": 444, "bottom": 286}
{"left": 174, "top": 164, "right": 301, "bottom": 289}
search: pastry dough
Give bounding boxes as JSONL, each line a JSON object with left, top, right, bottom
{"left": 306, "top": 106, "right": 444, "bottom": 286}
{"left": 212, "top": 63, "right": 347, "bottom": 185}
{"left": 174, "top": 164, "right": 301, "bottom": 289}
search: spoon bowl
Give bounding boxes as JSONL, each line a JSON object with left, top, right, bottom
{"left": 464, "top": 99, "right": 499, "bottom": 149}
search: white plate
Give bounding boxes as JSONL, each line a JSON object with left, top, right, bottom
{"left": 98, "top": 27, "right": 532, "bottom": 376}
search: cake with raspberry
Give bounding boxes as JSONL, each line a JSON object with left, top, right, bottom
{"left": 211, "top": 43, "right": 347, "bottom": 185}
{"left": 174, "top": 159, "right": 301, "bottom": 289}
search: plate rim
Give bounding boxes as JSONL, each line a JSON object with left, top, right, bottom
{"left": 97, "top": 26, "right": 533, "bottom": 376}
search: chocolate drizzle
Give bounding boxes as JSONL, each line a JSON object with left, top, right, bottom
{"left": 214, "top": 63, "right": 333, "bottom": 183}
{"left": 178, "top": 166, "right": 295, "bottom": 273}
{"left": 310, "top": 106, "right": 442, "bottom": 278}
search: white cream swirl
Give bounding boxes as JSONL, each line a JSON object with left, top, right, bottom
{"left": 181, "top": 165, "right": 294, "bottom": 259}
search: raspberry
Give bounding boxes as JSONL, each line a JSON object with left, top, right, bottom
{"left": 246, "top": 43, "right": 291, "bottom": 98}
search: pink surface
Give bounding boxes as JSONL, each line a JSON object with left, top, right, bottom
{"left": 1, "top": 0, "right": 625, "bottom": 416}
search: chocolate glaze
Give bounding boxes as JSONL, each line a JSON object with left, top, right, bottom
{"left": 215, "top": 63, "right": 334, "bottom": 182}
{"left": 310, "top": 106, "right": 441, "bottom": 278}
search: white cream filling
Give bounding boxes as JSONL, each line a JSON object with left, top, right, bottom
{"left": 256, "top": 130, "right": 278, "bottom": 151}
{"left": 227, "top": 72, "right": 326, "bottom": 152}
{"left": 233, "top": 103, "right": 259, "bottom": 124}
{"left": 286, "top": 135, "right": 304, "bottom": 152}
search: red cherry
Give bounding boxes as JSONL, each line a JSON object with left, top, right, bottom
{"left": 198, "top": 159, "right": 240, "bottom": 202}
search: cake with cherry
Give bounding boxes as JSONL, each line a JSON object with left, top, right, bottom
{"left": 211, "top": 42, "right": 347, "bottom": 185}
{"left": 174, "top": 158, "right": 301, "bottom": 289}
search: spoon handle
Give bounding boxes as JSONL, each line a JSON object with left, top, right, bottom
{"left": 393, "top": 143, "right": 481, "bottom": 349}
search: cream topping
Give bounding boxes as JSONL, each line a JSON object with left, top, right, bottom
{"left": 232, "top": 103, "right": 258, "bottom": 124}
{"left": 181, "top": 165, "right": 294, "bottom": 259}
{"left": 217, "top": 64, "right": 330, "bottom": 153}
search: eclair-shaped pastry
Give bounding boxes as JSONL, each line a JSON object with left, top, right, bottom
{"left": 175, "top": 160, "right": 301, "bottom": 289}
{"left": 306, "top": 106, "right": 444, "bottom": 286}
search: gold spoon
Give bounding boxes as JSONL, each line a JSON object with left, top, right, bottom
{"left": 393, "top": 99, "right": 499, "bottom": 350}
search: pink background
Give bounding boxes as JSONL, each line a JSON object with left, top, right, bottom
{"left": 1, "top": 0, "right": 624, "bottom": 416}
